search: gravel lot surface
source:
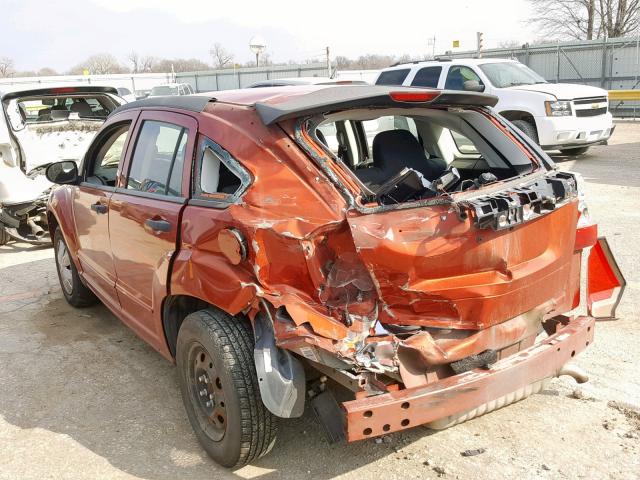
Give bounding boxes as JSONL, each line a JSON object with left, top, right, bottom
{"left": 0, "top": 123, "right": 638, "bottom": 479}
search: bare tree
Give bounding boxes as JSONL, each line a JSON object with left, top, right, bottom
{"left": 334, "top": 53, "right": 416, "bottom": 70}
{"left": 38, "top": 67, "right": 58, "bottom": 76}
{"left": 528, "top": 0, "right": 638, "bottom": 40}
{"left": 498, "top": 39, "right": 524, "bottom": 48}
{"left": 128, "top": 51, "right": 141, "bottom": 73}
{"left": 69, "top": 53, "right": 124, "bottom": 75}
{"left": 151, "top": 58, "right": 210, "bottom": 73}
{"left": 0, "top": 57, "right": 14, "bottom": 77}
{"left": 598, "top": 0, "right": 640, "bottom": 37}
{"left": 140, "top": 56, "right": 155, "bottom": 72}
{"left": 209, "top": 43, "right": 234, "bottom": 69}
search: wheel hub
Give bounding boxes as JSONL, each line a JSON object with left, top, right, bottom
{"left": 190, "top": 345, "right": 227, "bottom": 441}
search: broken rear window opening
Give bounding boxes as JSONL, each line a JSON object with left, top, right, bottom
{"left": 5, "top": 94, "right": 119, "bottom": 131}
{"left": 302, "top": 107, "right": 547, "bottom": 207}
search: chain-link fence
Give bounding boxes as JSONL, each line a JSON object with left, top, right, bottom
{"left": 176, "top": 63, "right": 330, "bottom": 92}
{"left": 449, "top": 36, "right": 640, "bottom": 118}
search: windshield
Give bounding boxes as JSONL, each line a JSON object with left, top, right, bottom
{"left": 150, "top": 86, "right": 178, "bottom": 96}
{"left": 479, "top": 62, "right": 547, "bottom": 88}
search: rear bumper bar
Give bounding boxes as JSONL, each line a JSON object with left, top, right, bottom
{"left": 342, "top": 315, "right": 595, "bottom": 441}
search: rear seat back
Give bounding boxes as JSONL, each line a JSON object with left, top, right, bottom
{"left": 355, "top": 129, "right": 447, "bottom": 188}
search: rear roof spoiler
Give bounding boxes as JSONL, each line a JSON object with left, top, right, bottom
{"left": 110, "top": 95, "right": 215, "bottom": 116}
{"left": 255, "top": 86, "right": 498, "bottom": 125}
{"left": 1, "top": 85, "right": 119, "bottom": 102}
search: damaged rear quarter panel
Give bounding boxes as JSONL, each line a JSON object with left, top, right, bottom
{"left": 170, "top": 104, "right": 352, "bottom": 328}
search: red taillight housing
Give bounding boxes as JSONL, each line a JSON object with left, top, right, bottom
{"left": 389, "top": 91, "right": 440, "bottom": 103}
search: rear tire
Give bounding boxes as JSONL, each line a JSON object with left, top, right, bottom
{"left": 559, "top": 146, "right": 589, "bottom": 156}
{"left": 176, "top": 309, "right": 277, "bottom": 468}
{"left": 511, "top": 119, "right": 539, "bottom": 144}
{"left": 0, "top": 227, "right": 9, "bottom": 246}
{"left": 53, "top": 228, "right": 98, "bottom": 307}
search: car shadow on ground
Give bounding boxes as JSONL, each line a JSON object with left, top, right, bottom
{"left": 0, "top": 257, "right": 435, "bottom": 479}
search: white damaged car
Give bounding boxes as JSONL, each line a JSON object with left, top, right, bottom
{"left": 0, "top": 85, "right": 124, "bottom": 245}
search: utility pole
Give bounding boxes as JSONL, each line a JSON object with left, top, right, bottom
{"left": 427, "top": 36, "right": 436, "bottom": 59}
{"left": 476, "top": 32, "right": 484, "bottom": 58}
{"left": 326, "top": 46, "right": 331, "bottom": 77}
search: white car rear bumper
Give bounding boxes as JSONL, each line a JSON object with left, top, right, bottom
{"left": 535, "top": 112, "right": 614, "bottom": 149}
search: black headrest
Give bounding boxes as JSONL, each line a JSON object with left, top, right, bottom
{"left": 372, "top": 129, "right": 426, "bottom": 173}
{"left": 70, "top": 100, "right": 93, "bottom": 116}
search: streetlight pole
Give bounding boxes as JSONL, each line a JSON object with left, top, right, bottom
{"left": 249, "top": 35, "right": 267, "bottom": 69}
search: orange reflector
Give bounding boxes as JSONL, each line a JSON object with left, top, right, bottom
{"left": 587, "top": 237, "right": 625, "bottom": 319}
{"left": 389, "top": 91, "right": 440, "bottom": 102}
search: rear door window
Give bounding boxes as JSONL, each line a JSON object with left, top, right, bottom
{"left": 375, "top": 69, "right": 410, "bottom": 86}
{"left": 126, "top": 120, "right": 187, "bottom": 197}
{"left": 411, "top": 66, "right": 442, "bottom": 88}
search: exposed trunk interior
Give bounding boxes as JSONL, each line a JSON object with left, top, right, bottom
{"left": 312, "top": 107, "right": 539, "bottom": 207}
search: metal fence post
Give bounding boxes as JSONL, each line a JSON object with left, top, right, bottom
{"left": 556, "top": 44, "right": 560, "bottom": 83}
{"left": 600, "top": 37, "right": 608, "bottom": 88}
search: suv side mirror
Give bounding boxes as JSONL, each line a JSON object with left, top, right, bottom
{"left": 464, "top": 80, "right": 485, "bottom": 92}
{"left": 46, "top": 160, "right": 79, "bottom": 185}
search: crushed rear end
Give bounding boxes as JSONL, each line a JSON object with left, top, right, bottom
{"left": 249, "top": 86, "right": 625, "bottom": 440}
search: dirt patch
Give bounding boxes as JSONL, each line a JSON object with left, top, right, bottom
{"left": 608, "top": 400, "right": 640, "bottom": 430}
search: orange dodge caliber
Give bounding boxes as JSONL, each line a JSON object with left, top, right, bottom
{"left": 45, "top": 86, "right": 625, "bottom": 468}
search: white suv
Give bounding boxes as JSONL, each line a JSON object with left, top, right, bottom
{"left": 375, "top": 58, "right": 614, "bottom": 155}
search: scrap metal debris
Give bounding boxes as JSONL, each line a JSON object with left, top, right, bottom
{"left": 460, "top": 448, "right": 486, "bottom": 457}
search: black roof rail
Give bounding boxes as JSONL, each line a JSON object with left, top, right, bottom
{"left": 389, "top": 60, "right": 424, "bottom": 68}
{"left": 434, "top": 57, "right": 452, "bottom": 62}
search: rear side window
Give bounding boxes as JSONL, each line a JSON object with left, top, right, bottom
{"left": 411, "top": 66, "right": 442, "bottom": 88}
{"left": 194, "top": 137, "right": 249, "bottom": 201}
{"left": 375, "top": 69, "right": 410, "bottom": 86}
{"left": 126, "top": 120, "right": 187, "bottom": 197}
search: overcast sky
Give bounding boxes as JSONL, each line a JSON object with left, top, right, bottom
{"left": 2, "top": 0, "right": 537, "bottom": 71}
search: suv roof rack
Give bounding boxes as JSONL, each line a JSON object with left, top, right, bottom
{"left": 389, "top": 60, "right": 424, "bottom": 67}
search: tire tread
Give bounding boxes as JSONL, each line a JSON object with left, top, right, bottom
{"left": 183, "top": 309, "right": 277, "bottom": 467}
